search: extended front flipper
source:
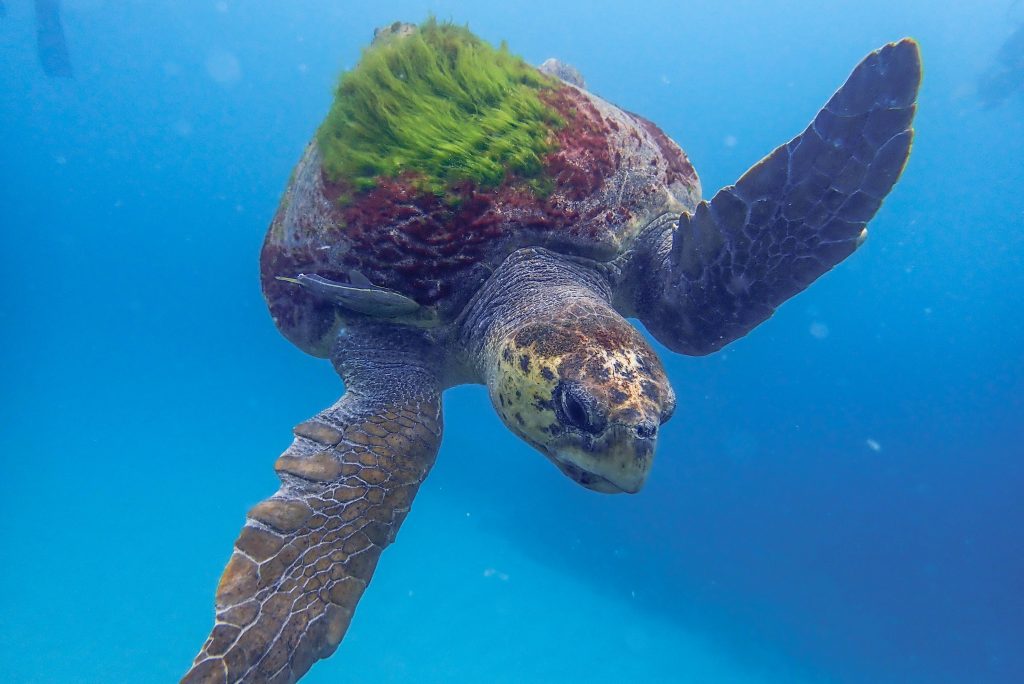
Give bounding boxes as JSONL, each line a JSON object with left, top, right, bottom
{"left": 630, "top": 39, "right": 921, "bottom": 355}
{"left": 182, "top": 332, "right": 442, "bottom": 683}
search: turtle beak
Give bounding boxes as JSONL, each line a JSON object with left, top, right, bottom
{"left": 549, "top": 422, "right": 657, "bottom": 494}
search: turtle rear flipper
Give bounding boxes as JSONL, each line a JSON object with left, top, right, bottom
{"left": 182, "top": 336, "right": 442, "bottom": 683}
{"left": 632, "top": 39, "right": 921, "bottom": 355}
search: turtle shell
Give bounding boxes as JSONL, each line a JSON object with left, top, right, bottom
{"left": 260, "top": 56, "right": 700, "bottom": 358}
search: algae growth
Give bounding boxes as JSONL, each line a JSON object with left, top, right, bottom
{"left": 317, "top": 19, "right": 563, "bottom": 196}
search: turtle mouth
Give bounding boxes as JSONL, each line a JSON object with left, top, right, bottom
{"left": 520, "top": 433, "right": 646, "bottom": 494}
{"left": 553, "top": 458, "right": 628, "bottom": 494}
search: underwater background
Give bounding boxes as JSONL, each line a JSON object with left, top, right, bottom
{"left": 2, "top": 1, "right": 1022, "bottom": 682}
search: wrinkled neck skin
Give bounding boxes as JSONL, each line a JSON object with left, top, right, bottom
{"left": 456, "top": 248, "right": 620, "bottom": 376}
{"left": 329, "top": 248, "right": 620, "bottom": 387}
{"left": 611, "top": 211, "right": 678, "bottom": 321}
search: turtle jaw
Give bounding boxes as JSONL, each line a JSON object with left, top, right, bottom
{"left": 553, "top": 457, "right": 635, "bottom": 494}
{"left": 545, "top": 424, "right": 657, "bottom": 494}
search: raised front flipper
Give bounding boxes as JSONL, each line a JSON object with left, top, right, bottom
{"left": 182, "top": 344, "right": 442, "bottom": 683}
{"left": 631, "top": 39, "right": 921, "bottom": 355}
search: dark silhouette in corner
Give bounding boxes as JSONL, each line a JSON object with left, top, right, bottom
{"left": 35, "top": 0, "right": 73, "bottom": 78}
{"left": 978, "top": 22, "right": 1024, "bottom": 108}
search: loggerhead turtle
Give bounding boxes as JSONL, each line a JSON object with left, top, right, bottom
{"left": 183, "top": 20, "right": 921, "bottom": 683}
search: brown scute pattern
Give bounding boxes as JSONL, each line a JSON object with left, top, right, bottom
{"left": 635, "top": 39, "right": 921, "bottom": 356}
{"left": 630, "top": 114, "right": 698, "bottom": 188}
{"left": 512, "top": 297, "right": 656, "bottom": 372}
{"left": 260, "top": 244, "right": 343, "bottom": 359}
{"left": 258, "top": 152, "right": 348, "bottom": 359}
{"left": 182, "top": 392, "right": 442, "bottom": 684}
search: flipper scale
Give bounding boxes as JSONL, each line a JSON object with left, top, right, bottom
{"left": 182, "top": 367, "right": 442, "bottom": 683}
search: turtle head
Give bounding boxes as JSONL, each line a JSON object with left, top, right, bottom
{"left": 486, "top": 303, "right": 675, "bottom": 494}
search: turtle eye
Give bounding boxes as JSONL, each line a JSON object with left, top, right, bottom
{"left": 556, "top": 383, "right": 605, "bottom": 434}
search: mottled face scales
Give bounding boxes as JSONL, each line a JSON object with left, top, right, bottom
{"left": 487, "top": 301, "right": 676, "bottom": 493}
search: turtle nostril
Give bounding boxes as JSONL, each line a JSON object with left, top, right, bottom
{"left": 635, "top": 421, "right": 657, "bottom": 440}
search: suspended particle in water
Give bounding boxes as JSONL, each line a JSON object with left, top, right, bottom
{"left": 809, "top": 322, "right": 830, "bottom": 339}
{"left": 866, "top": 438, "right": 882, "bottom": 452}
{"left": 173, "top": 119, "right": 193, "bottom": 138}
{"left": 206, "top": 49, "right": 241, "bottom": 85}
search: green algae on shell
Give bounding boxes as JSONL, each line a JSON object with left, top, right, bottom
{"left": 316, "top": 18, "right": 564, "bottom": 197}
{"left": 261, "top": 21, "right": 700, "bottom": 357}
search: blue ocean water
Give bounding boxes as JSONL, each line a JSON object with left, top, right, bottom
{"left": 2, "top": 1, "right": 1022, "bottom": 682}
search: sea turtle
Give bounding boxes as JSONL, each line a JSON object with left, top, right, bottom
{"left": 183, "top": 20, "right": 921, "bottom": 683}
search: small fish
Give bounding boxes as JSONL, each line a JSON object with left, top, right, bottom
{"left": 276, "top": 272, "right": 420, "bottom": 318}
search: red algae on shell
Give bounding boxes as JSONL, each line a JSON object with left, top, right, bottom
{"left": 260, "top": 79, "right": 701, "bottom": 356}
{"left": 540, "top": 87, "right": 617, "bottom": 201}
{"left": 631, "top": 114, "right": 699, "bottom": 188}
{"left": 323, "top": 84, "right": 619, "bottom": 308}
